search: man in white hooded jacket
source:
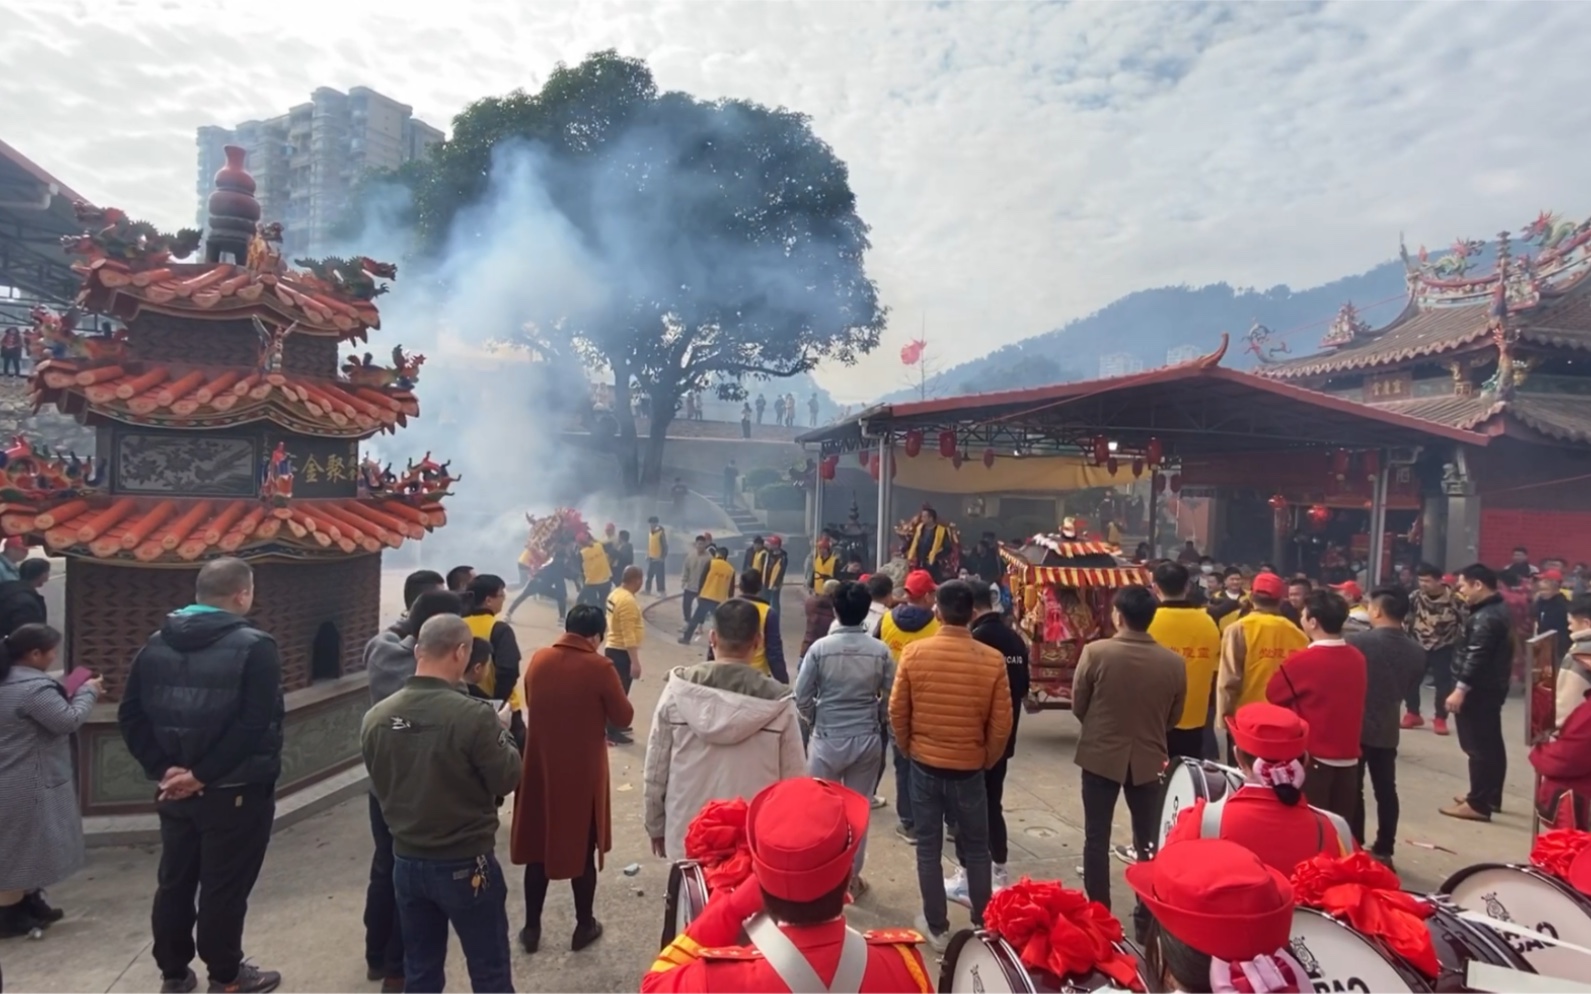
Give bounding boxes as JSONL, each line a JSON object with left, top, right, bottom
{"left": 644, "top": 598, "right": 806, "bottom": 860}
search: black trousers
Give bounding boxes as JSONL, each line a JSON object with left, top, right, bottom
{"left": 1080, "top": 769, "right": 1159, "bottom": 911}
{"left": 604, "top": 648, "right": 633, "bottom": 740}
{"left": 364, "top": 792, "right": 404, "bottom": 977}
{"left": 1351, "top": 745, "right": 1399, "bottom": 857}
{"left": 152, "top": 784, "right": 276, "bottom": 983}
{"left": 1166, "top": 726, "right": 1205, "bottom": 762}
{"left": 1406, "top": 645, "right": 1456, "bottom": 719}
{"left": 1458, "top": 689, "right": 1507, "bottom": 816}
{"left": 509, "top": 572, "right": 567, "bottom": 618}
{"left": 645, "top": 559, "right": 666, "bottom": 594}
{"left": 523, "top": 823, "right": 598, "bottom": 930}
{"left": 970, "top": 756, "right": 1010, "bottom": 865}
{"left": 681, "top": 591, "right": 697, "bottom": 624}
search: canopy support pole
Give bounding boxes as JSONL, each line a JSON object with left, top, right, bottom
{"left": 874, "top": 441, "right": 893, "bottom": 569}
{"left": 1368, "top": 458, "right": 1390, "bottom": 586}
{"left": 1146, "top": 474, "right": 1158, "bottom": 560}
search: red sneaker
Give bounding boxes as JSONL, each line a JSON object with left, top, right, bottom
{"left": 1400, "top": 712, "right": 1425, "bottom": 730}
{"left": 1433, "top": 717, "right": 1450, "bottom": 736}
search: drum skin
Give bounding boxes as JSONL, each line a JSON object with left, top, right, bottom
{"left": 938, "top": 929, "right": 1157, "bottom": 993}
{"left": 1286, "top": 908, "right": 1428, "bottom": 993}
{"left": 660, "top": 861, "right": 709, "bottom": 952}
{"left": 1439, "top": 863, "right": 1588, "bottom": 984}
{"left": 1416, "top": 897, "right": 1535, "bottom": 993}
{"left": 1157, "top": 759, "right": 1243, "bottom": 850}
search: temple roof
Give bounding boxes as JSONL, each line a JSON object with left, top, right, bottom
{"left": 0, "top": 494, "right": 446, "bottom": 564}
{"left": 33, "top": 358, "right": 418, "bottom": 438}
{"left": 1259, "top": 301, "right": 1493, "bottom": 380}
{"left": 75, "top": 259, "right": 385, "bottom": 340}
{"left": 1372, "top": 392, "right": 1591, "bottom": 446}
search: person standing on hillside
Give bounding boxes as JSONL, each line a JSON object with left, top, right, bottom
{"left": 604, "top": 566, "right": 645, "bottom": 746}
{"left": 1072, "top": 585, "right": 1185, "bottom": 911}
{"left": 1148, "top": 562, "right": 1221, "bottom": 762}
{"left": 644, "top": 517, "right": 669, "bottom": 596}
{"left": 755, "top": 392, "right": 767, "bottom": 424}
{"left": 722, "top": 459, "right": 739, "bottom": 507}
{"left": 808, "top": 392, "right": 820, "bottom": 427}
{"left": 1216, "top": 571, "right": 1306, "bottom": 762}
{"left": 889, "top": 580, "right": 1011, "bottom": 951}
{"left": 1442, "top": 563, "right": 1515, "bottom": 822}
{"left": 118, "top": 558, "right": 284, "bottom": 994}
{"left": 1347, "top": 586, "right": 1426, "bottom": 867}
{"left": 772, "top": 394, "right": 786, "bottom": 427}
{"left": 511, "top": 606, "right": 634, "bottom": 956}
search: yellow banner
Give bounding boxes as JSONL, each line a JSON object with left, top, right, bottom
{"left": 892, "top": 452, "right": 1128, "bottom": 495}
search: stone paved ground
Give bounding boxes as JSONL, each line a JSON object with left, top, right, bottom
{"left": 4, "top": 576, "right": 1540, "bottom": 992}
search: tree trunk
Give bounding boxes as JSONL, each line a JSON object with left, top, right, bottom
{"left": 610, "top": 363, "right": 641, "bottom": 494}
{"left": 641, "top": 408, "right": 673, "bottom": 491}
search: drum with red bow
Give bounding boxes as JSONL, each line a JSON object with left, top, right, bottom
{"left": 937, "top": 930, "right": 1155, "bottom": 993}
{"left": 1157, "top": 758, "right": 1243, "bottom": 851}
{"left": 660, "top": 860, "right": 709, "bottom": 951}
{"left": 1285, "top": 907, "right": 1430, "bottom": 992}
{"left": 1441, "top": 863, "right": 1591, "bottom": 984}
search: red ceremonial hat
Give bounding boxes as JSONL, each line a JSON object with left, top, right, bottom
{"left": 1126, "top": 839, "right": 1294, "bottom": 963}
{"left": 746, "top": 777, "right": 869, "bottom": 903}
{"left": 1330, "top": 580, "right": 1363, "bottom": 602}
{"left": 904, "top": 569, "right": 937, "bottom": 599}
{"left": 1543, "top": 568, "right": 1565, "bottom": 582}
{"left": 1250, "top": 572, "right": 1286, "bottom": 599}
{"left": 1229, "top": 702, "right": 1309, "bottom": 763}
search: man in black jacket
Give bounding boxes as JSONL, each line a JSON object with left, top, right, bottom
{"left": 1441, "top": 563, "right": 1514, "bottom": 823}
{"left": 118, "top": 557, "right": 284, "bottom": 994}
{"left": 0, "top": 556, "right": 49, "bottom": 637}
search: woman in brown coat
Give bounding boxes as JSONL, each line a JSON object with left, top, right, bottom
{"left": 510, "top": 605, "right": 634, "bottom": 954}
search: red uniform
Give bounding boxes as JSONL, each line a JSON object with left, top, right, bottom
{"left": 643, "top": 890, "right": 931, "bottom": 993}
{"left": 1165, "top": 785, "right": 1354, "bottom": 877}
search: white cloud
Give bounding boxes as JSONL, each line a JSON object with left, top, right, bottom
{"left": 5, "top": 0, "right": 1591, "bottom": 401}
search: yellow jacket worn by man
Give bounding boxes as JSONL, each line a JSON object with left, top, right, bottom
{"left": 604, "top": 567, "right": 645, "bottom": 743}
{"left": 1216, "top": 573, "right": 1306, "bottom": 727}
{"left": 877, "top": 570, "right": 941, "bottom": 657}
{"left": 1147, "top": 596, "right": 1221, "bottom": 754}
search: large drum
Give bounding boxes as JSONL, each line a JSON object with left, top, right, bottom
{"left": 1414, "top": 893, "right": 1536, "bottom": 992}
{"left": 1286, "top": 907, "right": 1430, "bottom": 992}
{"left": 1157, "top": 759, "right": 1243, "bottom": 850}
{"left": 937, "top": 929, "right": 1154, "bottom": 993}
{"left": 1442, "top": 863, "right": 1591, "bottom": 982}
{"left": 660, "top": 860, "right": 709, "bottom": 951}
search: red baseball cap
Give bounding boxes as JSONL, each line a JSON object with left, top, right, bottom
{"left": 1543, "top": 569, "right": 1565, "bottom": 582}
{"left": 1330, "top": 580, "right": 1363, "bottom": 601}
{"left": 1229, "top": 702, "right": 1308, "bottom": 763}
{"left": 903, "top": 570, "right": 937, "bottom": 599}
{"left": 767, "top": 535, "right": 782, "bottom": 548}
{"left": 746, "top": 778, "right": 869, "bottom": 902}
{"left": 1250, "top": 572, "right": 1285, "bottom": 600}
{"left": 1126, "top": 839, "right": 1295, "bottom": 963}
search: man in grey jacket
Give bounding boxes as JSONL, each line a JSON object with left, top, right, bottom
{"left": 678, "top": 535, "right": 710, "bottom": 628}
{"left": 1347, "top": 586, "right": 1426, "bottom": 868}
{"left": 360, "top": 586, "right": 460, "bottom": 991}
{"left": 796, "top": 581, "right": 895, "bottom": 893}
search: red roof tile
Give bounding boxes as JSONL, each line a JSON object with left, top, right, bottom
{"left": 33, "top": 359, "right": 418, "bottom": 437}
{"left": 0, "top": 495, "right": 445, "bottom": 563}
{"left": 1507, "top": 395, "right": 1591, "bottom": 445}
{"left": 1259, "top": 301, "right": 1493, "bottom": 380}
{"left": 75, "top": 260, "right": 382, "bottom": 340}
{"left": 1364, "top": 394, "right": 1503, "bottom": 431}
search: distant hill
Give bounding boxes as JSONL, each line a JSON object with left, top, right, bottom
{"left": 878, "top": 258, "right": 1414, "bottom": 401}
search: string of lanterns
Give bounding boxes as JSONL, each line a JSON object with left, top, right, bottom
{"left": 818, "top": 430, "right": 1183, "bottom": 492}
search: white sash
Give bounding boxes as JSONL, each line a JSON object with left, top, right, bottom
{"left": 746, "top": 913, "right": 869, "bottom": 994}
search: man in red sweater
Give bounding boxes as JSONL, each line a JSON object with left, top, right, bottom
{"left": 1266, "top": 589, "right": 1366, "bottom": 822}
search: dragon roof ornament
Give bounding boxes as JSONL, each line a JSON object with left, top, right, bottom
{"left": 1398, "top": 210, "right": 1591, "bottom": 311}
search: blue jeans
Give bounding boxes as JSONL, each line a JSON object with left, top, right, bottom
{"left": 910, "top": 762, "right": 991, "bottom": 933}
{"left": 393, "top": 852, "right": 513, "bottom": 994}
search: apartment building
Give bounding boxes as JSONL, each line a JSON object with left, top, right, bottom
{"left": 195, "top": 87, "right": 444, "bottom": 258}
{"left": 1098, "top": 352, "right": 1145, "bottom": 378}
{"left": 1165, "top": 343, "right": 1203, "bottom": 365}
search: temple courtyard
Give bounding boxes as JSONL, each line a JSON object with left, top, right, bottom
{"left": 5, "top": 570, "right": 1539, "bottom": 993}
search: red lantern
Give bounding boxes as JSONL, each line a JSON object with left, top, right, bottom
{"left": 951, "top": 451, "right": 964, "bottom": 470}
{"left": 1131, "top": 456, "right": 1145, "bottom": 479}
{"left": 858, "top": 449, "right": 869, "bottom": 467}
{"left": 1092, "top": 435, "right": 1110, "bottom": 466}
{"left": 1362, "top": 449, "right": 1381, "bottom": 482}
{"left": 1308, "top": 504, "right": 1331, "bottom": 530}
{"left": 867, "top": 453, "right": 879, "bottom": 481}
{"left": 938, "top": 430, "right": 957, "bottom": 459}
{"left": 1106, "top": 456, "right": 1119, "bottom": 476}
{"left": 818, "top": 456, "right": 836, "bottom": 481}
{"left": 1169, "top": 473, "right": 1183, "bottom": 493}
{"left": 982, "top": 448, "right": 996, "bottom": 469}
{"left": 1330, "top": 448, "right": 1349, "bottom": 481}
{"left": 1152, "top": 473, "right": 1167, "bottom": 494}
{"left": 1146, "top": 436, "right": 1164, "bottom": 467}
{"left": 1267, "top": 494, "right": 1287, "bottom": 510}
{"left": 903, "top": 429, "right": 923, "bottom": 458}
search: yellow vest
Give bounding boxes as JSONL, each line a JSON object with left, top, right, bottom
{"left": 878, "top": 612, "right": 941, "bottom": 661}
{"left": 700, "top": 559, "right": 736, "bottom": 603}
{"left": 1234, "top": 612, "right": 1307, "bottom": 709}
{"left": 1148, "top": 603, "right": 1223, "bottom": 729}
{"left": 464, "top": 612, "right": 523, "bottom": 711}
{"left": 747, "top": 599, "right": 772, "bottom": 677}
{"left": 580, "top": 543, "right": 610, "bottom": 584}
{"left": 812, "top": 552, "right": 837, "bottom": 588}
{"left": 648, "top": 528, "right": 665, "bottom": 559}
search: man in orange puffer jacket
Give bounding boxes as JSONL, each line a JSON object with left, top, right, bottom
{"left": 888, "top": 579, "right": 1012, "bottom": 952}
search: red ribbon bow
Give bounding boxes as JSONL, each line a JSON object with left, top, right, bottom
{"left": 682, "top": 798, "right": 753, "bottom": 894}
{"left": 1531, "top": 828, "right": 1591, "bottom": 881}
{"left": 984, "top": 879, "right": 1144, "bottom": 991}
{"left": 1290, "top": 852, "right": 1438, "bottom": 978}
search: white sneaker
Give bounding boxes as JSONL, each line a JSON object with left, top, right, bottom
{"left": 993, "top": 864, "right": 1010, "bottom": 891}
{"left": 870, "top": 794, "right": 888, "bottom": 810}
{"left": 915, "top": 913, "right": 951, "bottom": 954}
{"left": 944, "top": 868, "right": 970, "bottom": 908}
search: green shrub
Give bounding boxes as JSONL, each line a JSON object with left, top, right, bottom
{"left": 756, "top": 483, "right": 806, "bottom": 511}
{"left": 744, "top": 466, "right": 783, "bottom": 489}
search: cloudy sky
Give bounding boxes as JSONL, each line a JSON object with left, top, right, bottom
{"left": 6, "top": 0, "right": 1591, "bottom": 401}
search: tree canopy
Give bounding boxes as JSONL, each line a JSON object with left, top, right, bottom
{"left": 346, "top": 50, "right": 886, "bottom": 490}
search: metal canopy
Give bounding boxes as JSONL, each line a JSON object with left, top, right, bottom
{"left": 0, "top": 138, "right": 92, "bottom": 318}
{"left": 799, "top": 343, "right": 1488, "bottom": 459}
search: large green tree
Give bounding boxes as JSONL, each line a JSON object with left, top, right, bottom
{"left": 350, "top": 51, "right": 886, "bottom": 492}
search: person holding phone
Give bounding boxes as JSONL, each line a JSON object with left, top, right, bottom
{"left": 0, "top": 624, "right": 101, "bottom": 936}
